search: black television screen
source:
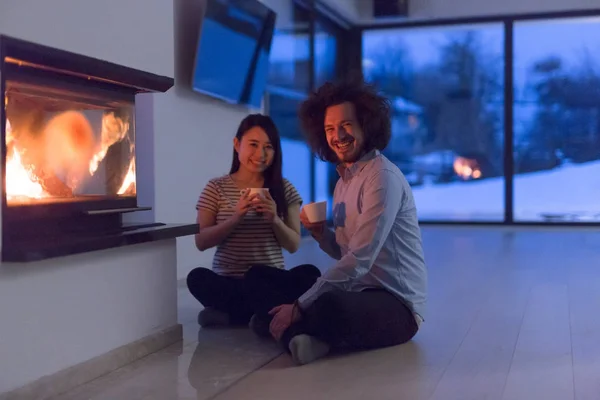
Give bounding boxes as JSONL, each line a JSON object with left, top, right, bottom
{"left": 192, "top": 0, "right": 276, "bottom": 109}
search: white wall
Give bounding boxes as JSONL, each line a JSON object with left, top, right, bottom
{"left": 260, "top": 0, "right": 294, "bottom": 28}
{"left": 320, "top": 0, "right": 362, "bottom": 21}
{"left": 0, "top": 0, "right": 174, "bottom": 76}
{"left": 0, "top": 0, "right": 181, "bottom": 393}
{"left": 0, "top": 241, "right": 177, "bottom": 393}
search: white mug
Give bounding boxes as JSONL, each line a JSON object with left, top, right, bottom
{"left": 242, "top": 188, "right": 269, "bottom": 199}
{"left": 304, "top": 201, "right": 327, "bottom": 223}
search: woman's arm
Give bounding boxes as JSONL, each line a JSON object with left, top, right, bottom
{"left": 272, "top": 203, "right": 301, "bottom": 253}
{"left": 195, "top": 190, "right": 255, "bottom": 251}
{"left": 194, "top": 209, "right": 241, "bottom": 251}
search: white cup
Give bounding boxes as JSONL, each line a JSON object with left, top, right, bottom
{"left": 304, "top": 201, "right": 327, "bottom": 223}
{"left": 244, "top": 188, "right": 269, "bottom": 199}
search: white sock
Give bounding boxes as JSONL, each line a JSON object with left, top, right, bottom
{"left": 288, "top": 334, "right": 330, "bottom": 365}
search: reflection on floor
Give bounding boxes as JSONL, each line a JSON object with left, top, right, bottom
{"left": 54, "top": 227, "right": 600, "bottom": 400}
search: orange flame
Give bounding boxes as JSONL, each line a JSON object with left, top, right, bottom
{"left": 5, "top": 119, "right": 48, "bottom": 201}
{"left": 117, "top": 158, "right": 136, "bottom": 195}
{"left": 6, "top": 150, "right": 47, "bottom": 200}
{"left": 89, "top": 112, "right": 130, "bottom": 176}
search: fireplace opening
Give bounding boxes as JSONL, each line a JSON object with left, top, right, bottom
{"left": 5, "top": 79, "right": 136, "bottom": 206}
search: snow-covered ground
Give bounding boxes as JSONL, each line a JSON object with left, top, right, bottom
{"left": 282, "top": 136, "right": 599, "bottom": 222}
{"left": 412, "top": 160, "right": 600, "bottom": 222}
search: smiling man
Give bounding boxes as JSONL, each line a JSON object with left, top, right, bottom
{"left": 266, "top": 79, "right": 428, "bottom": 365}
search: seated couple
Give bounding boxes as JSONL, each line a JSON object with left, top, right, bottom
{"left": 187, "top": 79, "right": 428, "bottom": 365}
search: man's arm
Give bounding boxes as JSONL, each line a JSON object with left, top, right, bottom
{"left": 312, "top": 226, "right": 342, "bottom": 260}
{"left": 300, "top": 205, "right": 342, "bottom": 260}
{"left": 298, "top": 169, "right": 404, "bottom": 309}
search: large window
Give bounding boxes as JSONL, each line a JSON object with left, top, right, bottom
{"left": 363, "top": 23, "right": 505, "bottom": 221}
{"left": 314, "top": 22, "right": 339, "bottom": 87}
{"left": 267, "top": 2, "right": 313, "bottom": 205}
{"left": 513, "top": 17, "right": 600, "bottom": 222}
{"left": 314, "top": 18, "right": 344, "bottom": 219}
{"left": 267, "top": 1, "right": 349, "bottom": 213}
{"left": 266, "top": 7, "right": 600, "bottom": 225}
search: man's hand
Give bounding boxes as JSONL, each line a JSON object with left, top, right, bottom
{"left": 268, "top": 303, "right": 301, "bottom": 341}
{"left": 300, "top": 207, "right": 326, "bottom": 239}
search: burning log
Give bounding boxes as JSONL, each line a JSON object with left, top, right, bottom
{"left": 33, "top": 169, "right": 74, "bottom": 197}
{"left": 16, "top": 150, "right": 74, "bottom": 197}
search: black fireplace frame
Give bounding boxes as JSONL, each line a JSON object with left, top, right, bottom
{"left": 0, "top": 35, "right": 183, "bottom": 262}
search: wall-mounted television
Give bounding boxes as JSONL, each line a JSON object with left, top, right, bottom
{"left": 192, "top": 0, "right": 276, "bottom": 109}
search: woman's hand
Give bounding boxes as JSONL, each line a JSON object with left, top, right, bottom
{"left": 232, "top": 190, "right": 257, "bottom": 223}
{"left": 253, "top": 191, "right": 278, "bottom": 223}
{"left": 269, "top": 303, "right": 301, "bottom": 341}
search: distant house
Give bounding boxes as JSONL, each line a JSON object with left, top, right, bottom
{"left": 388, "top": 96, "right": 427, "bottom": 157}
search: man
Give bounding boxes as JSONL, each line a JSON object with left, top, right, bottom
{"left": 267, "top": 79, "right": 428, "bottom": 365}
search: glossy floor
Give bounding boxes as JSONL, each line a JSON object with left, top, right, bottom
{"left": 54, "top": 227, "right": 600, "bottom": 400}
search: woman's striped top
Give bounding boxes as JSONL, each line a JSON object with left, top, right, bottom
{"left": 196, "top": 175, "right": 302, "bottom": 277}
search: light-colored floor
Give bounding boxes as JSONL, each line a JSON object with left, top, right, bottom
{"left": 54, "top": 227, "right": 600, "bottom": 400}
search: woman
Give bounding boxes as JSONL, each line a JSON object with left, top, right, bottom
{"left": 187, "top": 114, "right": 320, "bottom": 329}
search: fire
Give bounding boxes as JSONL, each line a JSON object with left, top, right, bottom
{"left": 5, "top": 106, "right": 135, "bottom": 202}
{"left": 117, "top": 158, "right": 136, "bottom": 195}
{"left": 5, "top": 118, "right": 47, "bottom": 200}
{"left": 89, "top": 112, "right": 130, "bottom": 175}
{"left": 453, "top": 156, "right": 482, "bottom": 180}
{"left": 44, "top": 111, "right": 96, "bottom": 189}
{"left": 6, "top": 151, "right": 46, "bottom": 199}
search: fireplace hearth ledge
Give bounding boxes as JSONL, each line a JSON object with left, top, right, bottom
{"left": 1, "top": 223, "right": 199, "bottom": 262}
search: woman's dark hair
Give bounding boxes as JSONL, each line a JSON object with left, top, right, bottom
{"left": 298, "top": 78, "right": 392, "bottom": 163}
{"left": 229, "top": 114, "right": 288, "bottom": 218}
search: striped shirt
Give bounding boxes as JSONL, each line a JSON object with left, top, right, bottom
{"left": 196, "top": 175, "right": 302, "bottom": 277}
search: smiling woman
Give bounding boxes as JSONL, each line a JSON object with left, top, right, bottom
{"left": 186, "top": 113, "right": 321, "bottom": 330}
{"left": 230, "top": 117, "right": 283, "bottom": 213}
{"left": 234, "top": 127, "right": 274, "bottom": 171}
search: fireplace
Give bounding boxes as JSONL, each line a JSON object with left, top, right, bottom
{"left": 1, "top": 35, "right": 197, "bottom": 262}
{"left": 5, "top": 69, "right": 137, "bottom": 206}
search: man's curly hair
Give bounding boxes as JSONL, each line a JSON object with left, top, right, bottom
{"left": 298, "top": 79, "right": 392, "bottom": 163}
